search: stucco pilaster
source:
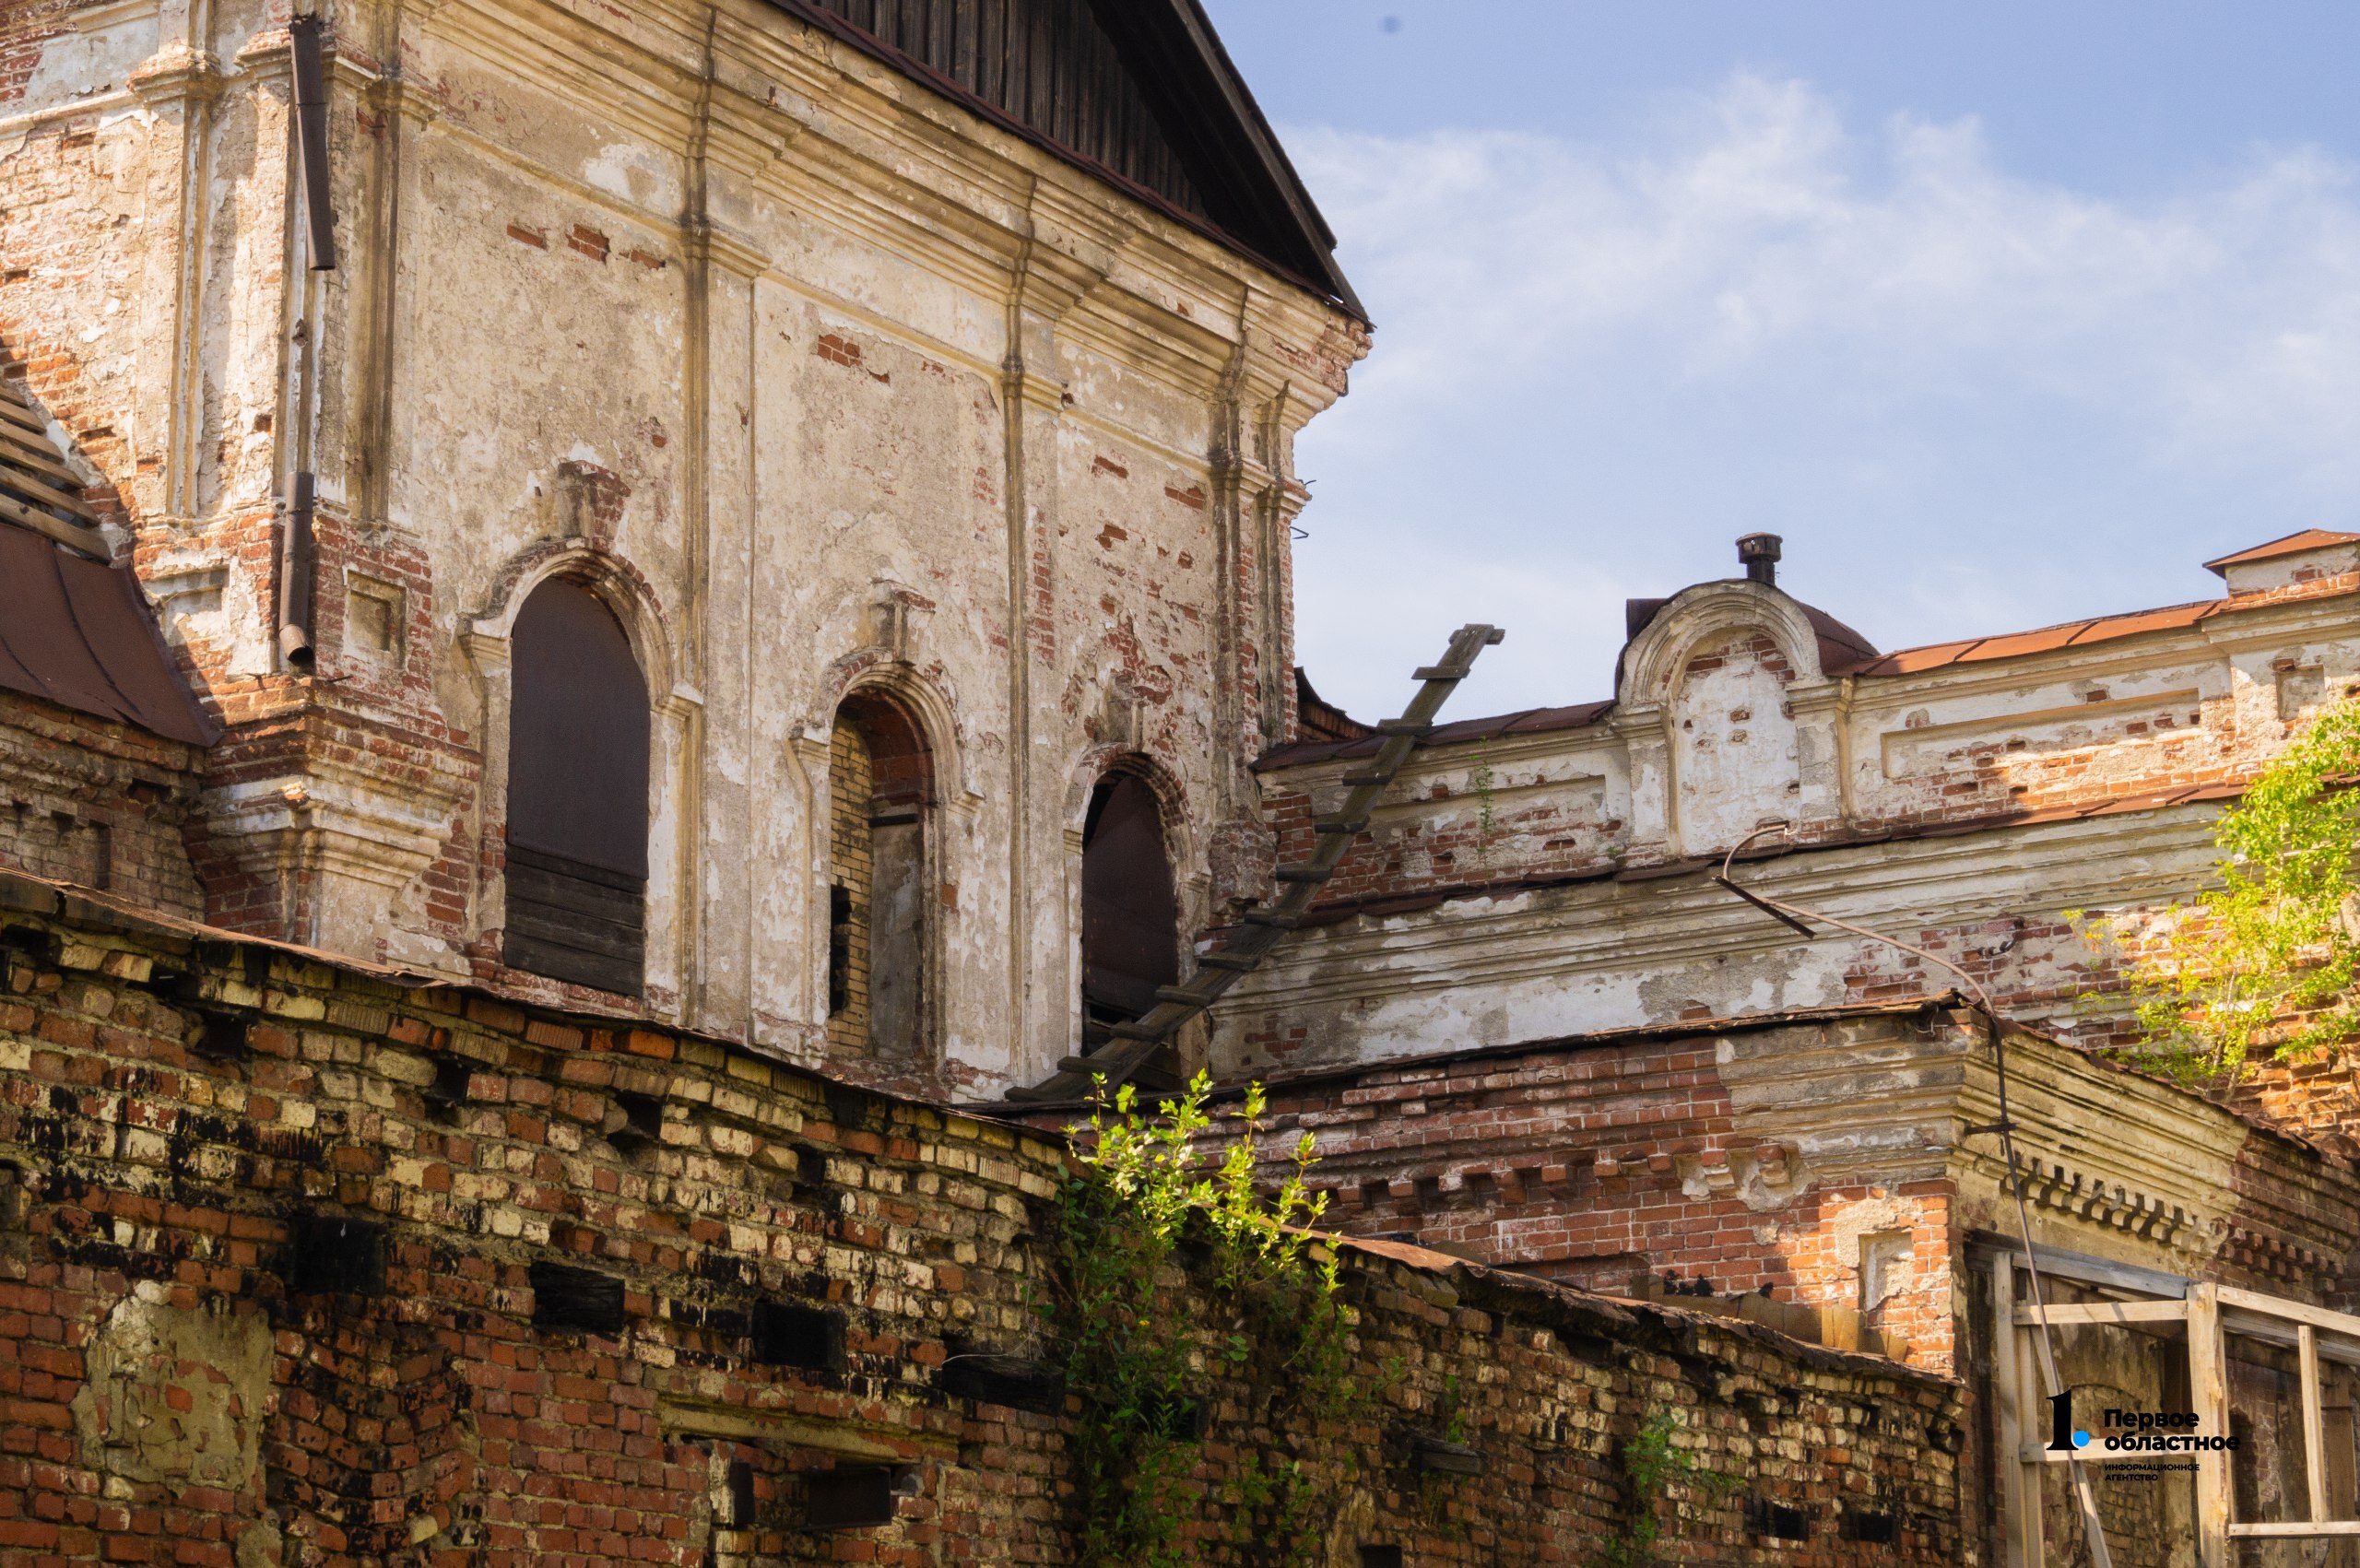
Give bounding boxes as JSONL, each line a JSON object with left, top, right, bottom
{"left": 999, "top": 192, "right": 1114, "bottom": 1080}
{"left": 682, "top": 218, "right": 769, "bottom": 1039}
{"left": 126, "top": 37, "right": 226, "bottom": 527}
{"left": 1609, "top": 704, "right": 1677, "bottom": 864}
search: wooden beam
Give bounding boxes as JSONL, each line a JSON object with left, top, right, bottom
{"left": 2231, "top": 1524, "right": 2360, "bottom": 1539}
{"left": 0, "top": 491, "right": 109, "bottom": 559}
{"left": 2014, "top": 1301, "right": 2188, "bottom": 1327}
{"left": 2018, "top": 1324, "right": 2047, "bottom": 1568}
{"left": 655, "top": 1398, "right": 954, "bottom": 1461}
{"left": 0, "top": 424, "right": 77, "bottom": 484}
{"left": 0, "top": 458, "right": 100, "bottom": 522}
{"left": 1986, "top": 1243, "right": 2190, "bottom": 1300}
{"left": 1995, "top": 1260, "right": 2027, "bottom": 1568}
{"left": 2218, "top": 1286, "right": 2360, "bottom": 1342}
{"left": 0, "top": 395, "right": 52, "bottom": 439}
{"left": 2189, "top": 1284, "right": 2233, "bottom": 1568}
{"left": 2224, "top": 1310, "right": 2360, "bottom": 1369}
{"left": 2307, "top": 1325, "right": 2332, "bottom": 1524}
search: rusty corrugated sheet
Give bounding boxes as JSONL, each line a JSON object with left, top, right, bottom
{"left": 0, "top": 371, "right": 218, "bottom": 745}
{"left": 0, "top": 524, "right": 219, "bottom": 746}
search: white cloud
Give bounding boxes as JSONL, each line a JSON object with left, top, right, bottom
{"left": 1284, "top": 76, "right": 2360, "bottom": 719}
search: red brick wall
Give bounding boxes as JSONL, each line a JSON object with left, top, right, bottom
{"left": 1234, "top": 1031, "right": 1968, "bottom": 1371}
{"left": 1216, "top": 1016, "right": 2352, "bottom": 1380}
{"left": 0, "top": 881, "right": 1967, "bottom": 1566}
{"left": 0, "top": 693, "right": 205, "bottom": 918}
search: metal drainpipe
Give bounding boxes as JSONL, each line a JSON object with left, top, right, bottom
{"left": 277, "top": 12, "right": 336, "bottom": 668}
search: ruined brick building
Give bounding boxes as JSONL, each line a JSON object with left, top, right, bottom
{"left": 1201, "top": 528, "right": 2360, "bottom": 1566}
{"left": 1206, "top": 526, "right": 2360, "bottom": 1307}
{"left": 3, "top": 0, "right": 1366, "bottom": 1104}
{"left": 4, "top": 0, "right": 2360, "bottom": 1564}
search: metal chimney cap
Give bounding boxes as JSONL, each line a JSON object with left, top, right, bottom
{"left": 1737, "top": 533, "right": 1782, "bottom": 585}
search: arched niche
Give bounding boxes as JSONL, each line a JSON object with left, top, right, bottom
{"left": 1665, "top": 627, "right": 1803, "bottom": 857}
{"left": 503, "top": 578, "right": 651, "bottom": 995}
{"left": 826, "top": 689, "right": 935, "bottom": 1061}
{"left": 1079, "top": 769, "right": 1180, "bottom": 1047}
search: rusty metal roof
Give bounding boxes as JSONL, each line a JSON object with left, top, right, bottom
{"left": 1800, "top": 603, "right": 1880, "bottom": 673}
{"left": 0, "top": 377, "right": 219, "bottom": 746}
{"left": 2201, "top": 528, "right": 2360, "bottom": 576}
{"left": 1844, "top": 598, "right": 2225, "bottom": 676}
{"left": 0, "top": 525, "right": 221, "bottom": 745}
{"left": 1255, "top": 701, "right": 1616, "bottom": 772}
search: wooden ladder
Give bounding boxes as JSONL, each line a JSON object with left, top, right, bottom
{"left": 1004, "top": 622, "right": 1505, "bottom": 1105}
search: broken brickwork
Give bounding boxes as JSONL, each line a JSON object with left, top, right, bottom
{"left": 0, "top": 874, "right": 1967, "bottom": 1565}
{"left": 0, "top": 693, "right": 206, "bottom": 921}
{"left": 1184, "top": 1003, "right": 2360, "bottom": 1380}
{"left": 1224, "top": 535, "right": 2360, "bottom": 1077}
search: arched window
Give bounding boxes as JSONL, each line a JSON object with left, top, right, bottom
{"left": 503, "top": 579, "right": 650, "bottom": 996}
{"left": 826, "top": 691, "right": 932, "bottom": 1059}
{"left": 1080, "top": 772, "right": 1178, "bottom": 1047}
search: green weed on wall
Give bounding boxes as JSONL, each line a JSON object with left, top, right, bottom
{"left": 1048, "top": 1074, "right": 1369, "bottom": 1567}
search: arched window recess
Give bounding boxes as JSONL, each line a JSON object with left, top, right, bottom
{"left": 1079, "top": 769, "right": 1180, "bottom": 1052}
{"left": 825, "top": 690, "right": 935, "bottom": 1061}
{"left": 502, "top": 578, "right": 651, "bottom": 996}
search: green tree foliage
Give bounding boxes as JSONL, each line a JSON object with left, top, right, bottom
{"left": 2093, "top": 696, "right": 2360, "bottom": 1083}
{"left": 1050, "top": 1073, "right": 1363, "bottom": 1568}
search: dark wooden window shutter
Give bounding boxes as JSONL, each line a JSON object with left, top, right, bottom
{"left": 1080, "top": 773, "right": 1178, "bottom": 1032}
{"left": 504, "top": 581, "right": 650, "bottom": 996}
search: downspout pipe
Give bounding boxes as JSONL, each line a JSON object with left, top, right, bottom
{"left": 277, "top": 471, "right": 317, "bottom": 667}
{"left": 277, "top": 12, "right": 336, "bottom": 668}
{"left": 289, "top": 15, "right": 337, "bottom": 271}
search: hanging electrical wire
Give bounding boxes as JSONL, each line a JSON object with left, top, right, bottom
{"left": 1714, "top": 825, "right": 2115, "bottom": 1568}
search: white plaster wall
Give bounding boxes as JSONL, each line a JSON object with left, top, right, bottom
{"left": 0, "top": 0, "right": 1364, "bottom": 1097}
{"left": 1229, "top": 568, "right": 2360, "bottom": 1073}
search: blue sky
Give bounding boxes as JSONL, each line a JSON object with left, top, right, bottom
{"left": 1199, "top": 2, "right": 2360, "bottom": 718}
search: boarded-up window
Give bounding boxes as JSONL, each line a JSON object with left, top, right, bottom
{"left": 503, "top": 580, "right": 649, "bottom": 996}
{"left": 826, "top": 692, "right": 930, "bottom": 1059}
{"left": 1080, "top": 772, "right": 1178, "bottom": 1043}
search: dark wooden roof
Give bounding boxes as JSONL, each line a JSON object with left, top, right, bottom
{"left": 775, "top": 0, "right": 1363, "bottom": 317}
{"left": 0, "top": 374, "right": 219, "bottom": 746}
